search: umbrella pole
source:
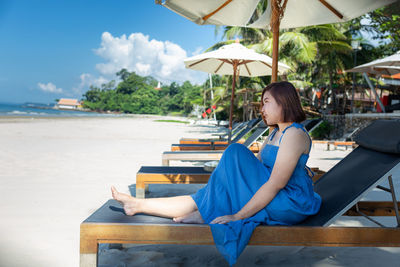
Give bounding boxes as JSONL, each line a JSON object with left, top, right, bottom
{"left": 229, "top": 61, "right": 238, "bottom": 144}
{"left": 271, "top": 21, "right": 279, "bottom": 83}
{"left": 271, "top": 0, "right": 286, "bottom": 83}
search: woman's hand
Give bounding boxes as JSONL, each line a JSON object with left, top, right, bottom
{"left": 210, "top": 214, "right": 241, "bottom": 224}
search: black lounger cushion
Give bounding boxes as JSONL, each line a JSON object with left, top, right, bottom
{"left": 355, "top": 119, "right": 400, "bottom": 154}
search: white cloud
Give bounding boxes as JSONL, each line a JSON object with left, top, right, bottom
{"left": 93, "top": 32, "right": 207, "bottom": 84}
{"left": 37, "top": 82, "right": 63, "bottom": 93}
{"left": 72, "top": 73, "right": 109, "bottom": 94}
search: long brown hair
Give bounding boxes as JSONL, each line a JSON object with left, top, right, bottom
{"left": 260, "top": 81, "right": 306, "bottom": 127}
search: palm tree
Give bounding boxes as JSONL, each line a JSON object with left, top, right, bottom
{"left": 303, "top": 24, "right": 353, "bottom": 112}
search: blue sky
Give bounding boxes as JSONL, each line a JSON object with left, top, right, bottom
{"left": 0, "top": 1, "right": 388, "bottom": 104}
{"left": 0, "top": 0, "right": 220, "bottom": 104}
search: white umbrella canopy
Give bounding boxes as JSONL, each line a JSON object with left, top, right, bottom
{"left": 157, "top": 0, "right": 396, "bottom": 81}
{"left": 367, "top": 51, "right": 400, "bottom": 68}
{"left": 184, "top": 42, "right": 290, "bottom": 133}
{"left": 184, "top": 42, "right": 291, "bottom": 77}
{"left": 158, "top": 0, "right": 395, "bottom": 29}
{"left": 347, "top": 51, "right": 400, "bottom": 76}
{"left": 158, "top": 0, "right": 261, "bottom": 27}
{"left": 249, "top": 0, "right": 397, "bottom": 28}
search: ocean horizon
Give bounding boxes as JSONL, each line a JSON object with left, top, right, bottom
{"left": 0, "top": 102, "right": 125, "bottom": 117}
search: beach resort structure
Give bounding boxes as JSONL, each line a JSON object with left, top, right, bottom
{"left": 56, "top": 98, "right": 82, "bottom": 110}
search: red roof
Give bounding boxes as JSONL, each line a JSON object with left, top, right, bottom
{"left": 58, "top": 98, "right": 79, "bottom": 106}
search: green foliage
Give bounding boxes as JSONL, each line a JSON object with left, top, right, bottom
{"left": 82, "top": 70, "right": 203, "bottom": 116}
{"left": 365, "top": 3, "right": 400, "bottom": 53}
{"left": 310, "top": 121, "right": 332, "bottom": 140}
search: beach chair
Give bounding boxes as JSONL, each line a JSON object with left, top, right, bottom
{"left": 162, "top": 119, "right": 319, "bottom": 166}
{"left": 162, "top": 121, "right": 269, "bottom": 165}
{"left": 80, "top": 120, "right": 400, "bottom": 267}
{"left": 180, "top": 118, "right": 321, "bottom": 147}
{"left": 180, "top": 120, "right": 248, "bottom": 143}
{"left": 172, "top": 118, "right": 261, "bottom": 150}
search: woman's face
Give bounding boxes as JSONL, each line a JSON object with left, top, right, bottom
{"left": 261, "top": 91, "right": 283, "bottom": 125}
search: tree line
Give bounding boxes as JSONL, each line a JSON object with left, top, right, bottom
{"left": 82, "top": 69, "right": 203, "bottom": 116}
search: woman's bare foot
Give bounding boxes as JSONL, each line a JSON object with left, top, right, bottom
{"left": 111, "top": 186, "right": 141, "bottom": 216}
{"left": 173, "top": 210, "right": 204, "bottom": 224}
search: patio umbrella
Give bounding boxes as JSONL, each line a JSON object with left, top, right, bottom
{"left": 184, "top": 41, "right": 290, "bottom": 134}
{"left": 346, "top": 51, "right": 400, "bottom": 112}
{"left": 347, "top": 51, "right": 400, "bottom": 76}
{"left": 156, "top": 0, "right": 396, "bottom": 82}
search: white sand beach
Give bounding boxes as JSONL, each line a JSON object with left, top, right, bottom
{"left": 0, "top": 116, "right": 399, "bottom": 267}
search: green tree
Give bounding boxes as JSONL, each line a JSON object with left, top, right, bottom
{"left": 116, "top": 72, "right": 151, "bottom": 94}
{"left": 116, "top": 69, "right": 131, "bottom": 81}
{"left": 363, "top": 2, "right": 400, "bottom": 53}
{"left": 82, "top": 70, "right": 205, "bottom": 116}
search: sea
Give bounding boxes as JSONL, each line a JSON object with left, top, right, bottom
{"left": 0, "top": 102, "right": 124, "bottom": 117}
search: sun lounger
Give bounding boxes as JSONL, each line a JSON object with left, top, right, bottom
{"left": 80, "top": 120, "right": 400, "bottom": 266}
{"left": 180, "top": 120, "right": 248, "bottom": 143}
{"left": 162, "top": 121, "right": 269, "bottom": 165}
{"left": 180, "top": 118, "right": 321, "bottom": 146}
{"left": 172, "top": 118, "right": 261, "bottom": 150}
{"left": 163, "top": 119, "right": 320, "bottom": 165}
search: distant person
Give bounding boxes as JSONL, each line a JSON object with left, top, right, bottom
{"left": 111, "top": 81, "right": 321, "bottom": 265}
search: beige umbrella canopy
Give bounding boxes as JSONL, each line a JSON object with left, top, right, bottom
{"left": 184, "top": 42, "right": 290, "bottom": 132}
{"left": 156, "top": 0, "right": 396, "bottom": 82}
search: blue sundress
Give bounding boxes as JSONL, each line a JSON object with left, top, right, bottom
{"left": 191, "top": 122, "right": 322, "bottom": 265}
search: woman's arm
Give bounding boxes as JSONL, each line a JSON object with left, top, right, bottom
{"left": 211, "top": 129, "right": 307, "bottom": 224}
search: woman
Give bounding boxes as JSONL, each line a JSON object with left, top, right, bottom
{"left": 111, "top": 81, "right": 321, "bottom": 265}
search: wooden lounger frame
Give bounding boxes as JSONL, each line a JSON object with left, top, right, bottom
{"left": 170, "top": 141, "right": 262, "bottom": 152}
{"left": 80, "top": 199, "right": 400, "bottom": 267}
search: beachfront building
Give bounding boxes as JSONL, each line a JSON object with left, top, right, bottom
{"left": 56, "top": 98, "right": 82, "bottom": 110}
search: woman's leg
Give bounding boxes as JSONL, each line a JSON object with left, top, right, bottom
{"left": 111, "top": 186, "right": 198, "bottom": 218}
{"left": 173, "top": 210, "right": 204, "bottom": 223}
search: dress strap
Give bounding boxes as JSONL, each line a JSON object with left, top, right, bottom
{"left": 268, "top": 127, "right": 278, "bottom": 141}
